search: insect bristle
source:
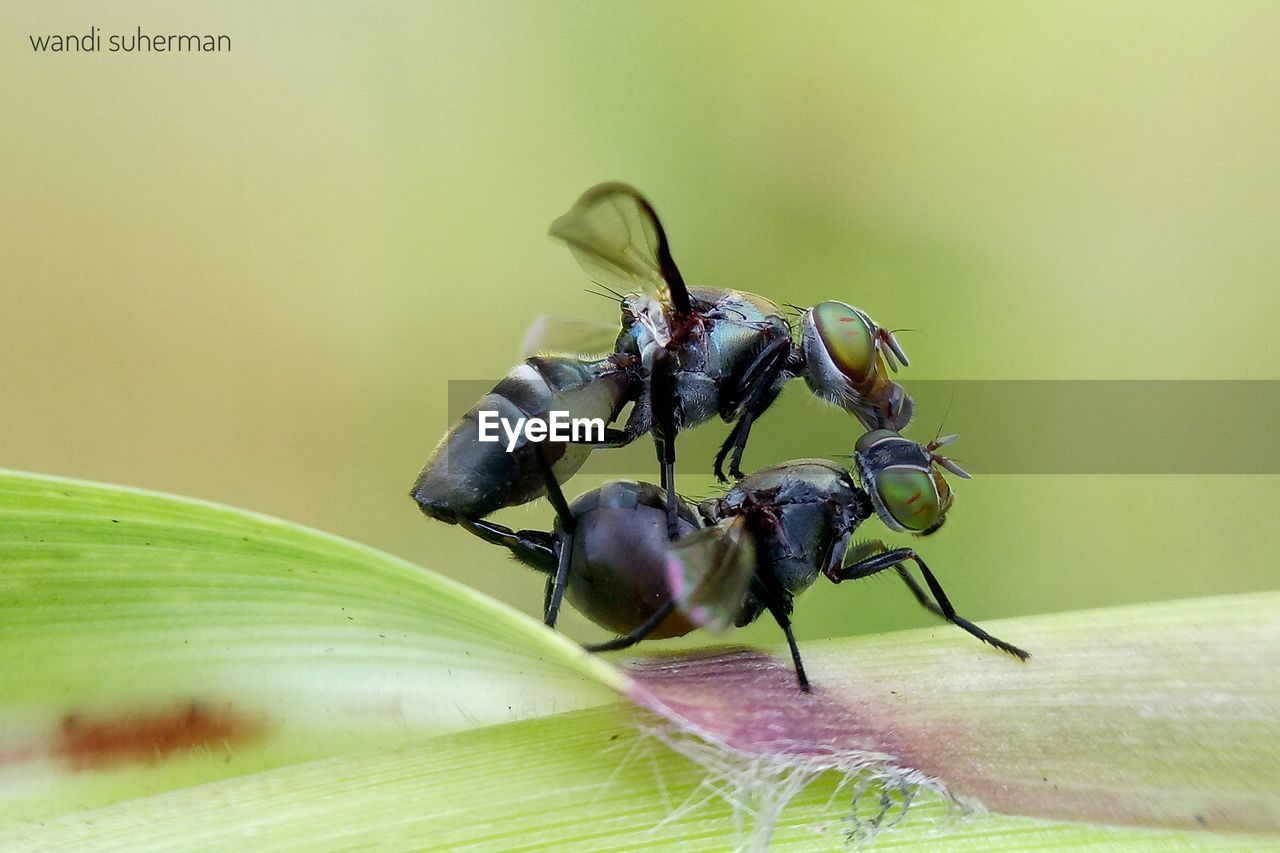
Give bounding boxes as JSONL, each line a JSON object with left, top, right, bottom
{"left": 583, "top": 287, "right": 623, "bottom": 304}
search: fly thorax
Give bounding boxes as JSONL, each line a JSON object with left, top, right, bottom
{"left": 705, "top": 317, "right": 766, "bottom": 381}
{"left": 673, "top": 373, "right": 720, "bottom": 427}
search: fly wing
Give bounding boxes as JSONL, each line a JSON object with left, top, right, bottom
{"left": 665, "top": 516, "right": 756, "bottom": 633}
{"left": 549, "top": 182, "right": 692, "bottom": 317}
{"left": 521, "top": 314, "right": 620, "bottom": 358}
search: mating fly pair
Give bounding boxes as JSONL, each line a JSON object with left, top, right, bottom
{"left": 414, "top": 182, "right": 910, "bottom": 535}
{"left": 411, "top": 183, "right": 1028, "bottom": 690}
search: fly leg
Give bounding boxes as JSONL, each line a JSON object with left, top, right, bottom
{"left": 567, "top": 372, "right": 651, "bottom": 448}
{"left": 567, "top": 398, "right": 648, "bottom": 448}
{"left": 456, "top": 518, "right": 556, "bottom": 572}
{"left": 650, "top": 347, "right": 682, "bottom": 539}
{"left": 751, "top": 577, "right": 811, "bottom": 692}
{"left": 543, "top": 534, "right": 575, "bottom": 628}
{"left": 576, "top": 427, "right": 640, "bottom": 447}
{"left": 457, "top": 516, "right": 568, "bottom": 629}
{"left": 533, "top": 445, "right": 576, "bottom": 629}
{"left": 583, "top": 599, "right": 678, "bottom": 652}
{"left": 714, "top": 337, "right": 794, "bottom": 482}
{"left": 828, "top": 541, "right": 1030, "bottom": 660}
{"left": 834, "top": 541, "right": 945, "bottom": 621}
{"left": 757, "top": 578, "right": 808, "bottom": 691}
{"left": 563, "top": 403, "right": 649, "bottom": 449}
{"left": 715, "top": 385, "right": 780, "bottom": 482}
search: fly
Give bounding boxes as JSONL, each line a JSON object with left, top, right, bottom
{"left": 534, "top": 182, "right": 914, "bottom": 534}
{"left": 412, "top": 182, "right": 912, "bottom": 546}
{"left": 475, "top": 431, "right": 1029, "bottom": 692}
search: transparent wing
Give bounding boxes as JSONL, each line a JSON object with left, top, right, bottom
{"left": 664, "top": 516, "right": 756, "bottom": 633}
{"left": 521, "top": 314, "right": 620, "bottom": 358}
{"left": 548, "top": 182, "right": 691, "bottom": 315}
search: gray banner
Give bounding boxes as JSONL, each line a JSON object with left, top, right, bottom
{"left": 444, "top": 380, "right": 1280, "bottom": 475}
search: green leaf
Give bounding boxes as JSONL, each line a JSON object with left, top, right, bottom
{"left": 618, "top": 592, "right": 1280, "bottom": 836}
{"left": 0, "top": 470, "right": 619, "bottom": 825}
{"left": 4, "top": 703, "right": 1264, "bottom": 851}
{"left": 3, "top": 468, "right": 1276, "bottom": 848}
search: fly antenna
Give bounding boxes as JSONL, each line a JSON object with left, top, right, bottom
{"left": 935, "top": 456, "right": 972, "bottom": 480}
{"left": 878, "top": 327, "right": 912, "bottom": 371}
{"left": 932, "top": 389, "right": 957, "bottom": 445}
{"left": 926, "top": 392, "right": 971, "bottom": 478}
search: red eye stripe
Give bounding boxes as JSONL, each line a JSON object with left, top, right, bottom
{"left": 906, "top": 491, "right": 930, "bottom": 514}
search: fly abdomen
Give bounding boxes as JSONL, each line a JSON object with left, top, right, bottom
{"left": 562, "top": 481, "right": 702, "bottom": 638}
{"left": 411, "top": 354, "right": 636, "bottom": 522}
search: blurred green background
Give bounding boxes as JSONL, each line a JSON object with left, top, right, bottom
{"left": 3, "top": 1, "right": 1277, "bottom": 649}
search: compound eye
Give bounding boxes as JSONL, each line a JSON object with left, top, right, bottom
{"left": 810, "top": 301, "right": 877, "bottom": 384}
{"left": 874, "top": 467, "right": 941, "bottom": 533}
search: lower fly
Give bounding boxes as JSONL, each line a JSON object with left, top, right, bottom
{"left": 472, "top": 433, "right": 1028, "bottom": 692}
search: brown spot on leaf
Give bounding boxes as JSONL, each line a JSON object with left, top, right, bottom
{"left": 55, "top": 702, "right": 266, "bottom": 771}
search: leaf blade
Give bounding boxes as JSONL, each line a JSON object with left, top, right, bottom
{"left": 0, "top": 469, "right": 621, "bottom": 824}
{"left": 4, "top": 703, "right": 1265, "bottom": 851}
